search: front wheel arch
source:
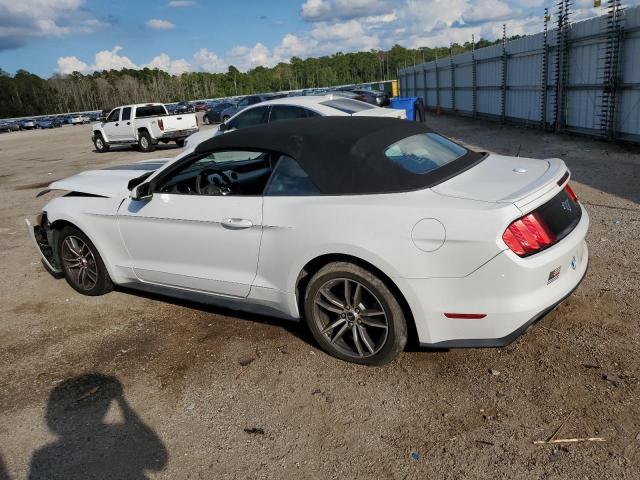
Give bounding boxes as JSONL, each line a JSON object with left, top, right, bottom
{"left": 49, "top": 219, "right": 113, "bottom": 283}
{"left": 295, "top": 253, "right": 418, "bottom": 348}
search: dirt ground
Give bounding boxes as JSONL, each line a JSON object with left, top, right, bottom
{"left": 0, "top": 113, "right": 639, "bottom": 479}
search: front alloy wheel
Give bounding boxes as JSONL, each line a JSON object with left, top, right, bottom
{"left": 58, "top": 226, "right": 113, "bottom": 296}
{"left": 304, "top": 262, "right": 407, "bottom": 365}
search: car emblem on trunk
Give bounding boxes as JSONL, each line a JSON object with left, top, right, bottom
{"left": 561, "top": 198, "right": 572, "bottom": 212}
{"left": 571, "top": 256, "right": 577, "bottom": 270}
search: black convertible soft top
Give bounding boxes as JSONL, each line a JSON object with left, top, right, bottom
{"left": 193, "top": 116, "right": 483, "bottom": 195}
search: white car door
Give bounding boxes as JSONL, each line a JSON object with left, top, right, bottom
{"left": 117, "top": 150, "right": 266, "bottom": 298}
{"left": 102, "top": 108, "right": 121, "bottom": 141}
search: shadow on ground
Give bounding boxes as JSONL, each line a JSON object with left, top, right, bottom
{"left": 27, "top": 373, "right": 167, "bottom": 480}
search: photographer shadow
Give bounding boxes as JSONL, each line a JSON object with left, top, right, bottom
{"left": 28, "top": 373, "right": 167, "bottom": 480}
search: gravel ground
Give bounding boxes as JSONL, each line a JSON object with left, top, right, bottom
{"left": 0, "top": 114, "right": 639, "bottom": 479}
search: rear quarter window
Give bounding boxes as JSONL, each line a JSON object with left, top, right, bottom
{"left": 384, "top": 133, "right": 468, "bottom": 174}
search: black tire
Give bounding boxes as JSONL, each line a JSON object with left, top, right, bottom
{"left": 93, "top": 134, "right": 109, "bottom": 153}
{"left": 57, "top": 226, "right": 113, "bottom": 296}
{"left": 303, "top": 261, "right": 407, "bottom": 365}
{"left": 137, "top": 130, "right": 155, "bottom": 152}
{"left": 175, "top": 138, "right": 185, "bottom": 148}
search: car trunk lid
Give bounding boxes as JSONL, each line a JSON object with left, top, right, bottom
{"left": 431, "top": 153, "right": 567, "bottom": 209}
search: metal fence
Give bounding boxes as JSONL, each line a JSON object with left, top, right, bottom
{"left": 399, "top": 4, "right": 640, "bottom": 143}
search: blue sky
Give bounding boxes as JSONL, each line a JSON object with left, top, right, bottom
{"left": 1, "top": 0, "right": 638, "bottom": 77}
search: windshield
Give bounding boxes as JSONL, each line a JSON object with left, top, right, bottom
{"left": 384, "top": 133, "right": 468, "bottom": 174}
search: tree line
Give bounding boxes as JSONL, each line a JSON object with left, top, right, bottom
{"left": 0, "top": 39, "right": 513, "bottom": 118}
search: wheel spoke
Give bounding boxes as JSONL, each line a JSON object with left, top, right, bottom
{"left": 360, "top": 317, "right": 388, "bottom": 329}
{"left": 352, "top": 325, "right": 364, "bottom": 356}
{"left": 360, "top": 309, "right": 385, "bottom": 317}
{"left": 321, "top": 318, "right": 346, "bottom": 334}
{"left": 344, "top": 280, "right": 351, "bottom": 308}
{"left": 331, "top": 322, "right": 349, "bottom": 344}
{"left": 320, "top": 288, "right": 345, "bottom": 309}
{"left": 357, "top": 324, "right": 376, "bottom": 353}
{"left": 316, "top": 298, "right": 343, "bottom": 314}
{"left": 353, "top": 283, "right": 362, "bottom": 308}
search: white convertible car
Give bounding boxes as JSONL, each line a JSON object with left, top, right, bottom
{"left": 27, "top": 117, "right": 589, "bottom": 365}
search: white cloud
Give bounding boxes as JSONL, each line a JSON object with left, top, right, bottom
{"left": 56, "top": 55, "right": 90, "bottom": 74}
{"left": 168, "top": 0, "right": 195, "bottom": 6}
{"left": 462, "top": 0, "right": 517, "bottom": 23}
{"left": 301, "top": 0, "right": 393, "bottom": 22}
{"left": 145, "top": 53, "right": 191, "bottom": 74}
{"left": 0, "top": 0, "right": 106, "bottom": 51}
{"left": 193, "top": 48, "right": 226, "bottom": 72}
{"left": 146, "top": 18, "right": 175, "bottom": 30}
{"left": 56, "top": 46, "right": 137, "bottom": 74}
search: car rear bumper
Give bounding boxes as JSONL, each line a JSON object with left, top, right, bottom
{"left": 160, "top": 128, "right": 198, "bottom": 140}
{"left": 398, "top": 206, "right": 589, "bottom": 347}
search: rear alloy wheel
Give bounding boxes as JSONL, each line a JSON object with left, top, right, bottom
{"left": 58, "top": 226, "right": 113, "bottom": 296}
{"left": 304, "top": 262, "right": 407, "bottom": 365}
{"left": 202, "top": 115, "right": 210, "bottom": 125}
{"left": 222, "top": 115, "right": 230, "bottom": 123}
{"left": 138, "top": 131, "right": 155, "bottom": 152}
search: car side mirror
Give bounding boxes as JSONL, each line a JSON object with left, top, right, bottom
{"left": 130, "top": 182, "right": 153, "bottom": 201}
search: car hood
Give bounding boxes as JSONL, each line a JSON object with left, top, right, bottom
{"left": 44, "top": 159, "right": 169, "bottom": 198}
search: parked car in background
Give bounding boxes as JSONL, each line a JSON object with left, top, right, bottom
{"left": 184, "top": 94, "right": 405, "bottom": 150}
{"left": 193, "top": 101, "right": 208, "bottom": 112}
{"left": 20, "top": 119, "right": 37, "bottom": 130}
{"left": 219, "top": 94, "right": 274, "bottom": 123}
{"left": 331, "top": 90, "right": 369, "bottom": 102}
{"left": 175, "top": 102, "right": 194, "bottom": 114}
{"left": 92, "top": 103, "right": 198, "bottom": 152}
{"left": 0, "top": 120, "right": 12, "bottom": 132}
{"left": 202, "top": 101, "right": 235, "bottom": 124}
{"left": 349, "top": 89, "right": 391, "bottom": 107}
{"left": 37, "top": 117, "right": 62, "bottom": 129}
{"left": 27, "top": 117, "right": 589, "bottom": 365}
{"left": 71, "top": 115, "right": 90, "bottom": 125}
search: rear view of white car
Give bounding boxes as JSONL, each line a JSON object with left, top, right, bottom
{"left": 183, "top": 94, "right": 406, "bottom": 150}
{"left": 27, "top": 117, "right": 588, "bottom": 365}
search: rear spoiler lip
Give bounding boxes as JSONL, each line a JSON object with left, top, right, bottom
{"left": 503, "top": 158, "right": 568, "bottom": 210}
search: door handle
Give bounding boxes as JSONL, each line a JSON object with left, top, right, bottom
{"left": 115, "top": 123, "right": 119, "bottom": 126}
{"left": 221, "top": 218, "right": 253, "bottom": 230}
{"left": 126, "top": 121, "right": 131, "bottom": 125}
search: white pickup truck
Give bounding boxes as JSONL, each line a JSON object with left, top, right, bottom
{"left": 92, "top": 103, "right": 198, "bottom": 153}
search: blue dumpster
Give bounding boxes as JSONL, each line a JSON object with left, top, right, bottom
{"left": 390, "top": 96, "right": 422, "bottom": 121}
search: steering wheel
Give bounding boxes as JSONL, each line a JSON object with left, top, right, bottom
{"left": 195, "top": 167, "right": 235, "bottom": 195}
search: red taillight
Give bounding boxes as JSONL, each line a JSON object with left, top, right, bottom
{"left": 564, "top": 183, "right": 578, "bottom": 202}
{"left": 502, "top": 211, "right": 556, "bottom": 257}
{"left": 158, "top": 119, "right": 164, "bottom": 131}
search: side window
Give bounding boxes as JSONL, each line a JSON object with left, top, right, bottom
{"left": 157, "top": 150, "right": 269, "bottom": 196}
{"left": 106, "top": 109, "right": 120, "bottom": 122}
{"left": 237, "top": 98, "right": 249, "bottom": 107}
{"left": 264, "top": 156, "right": 319, "bottom": 196}
{"left": 227, "top": 106, "right": 268, "bottom": 130}
{"left": 121, "top": 107, "right": 131, "bottom": 121}
{"left": 248, "top": 96, "right": 261, "bottom": 105}
{"left": 269, "top": 106, "right": 312, "bottom": 122}
{"left": 304, "top": 108, "right": 321, "bottom": 117}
